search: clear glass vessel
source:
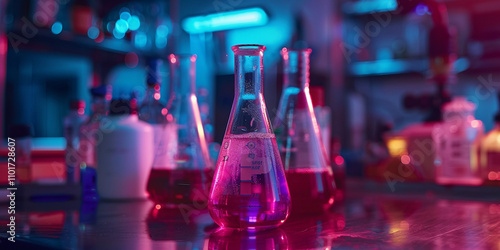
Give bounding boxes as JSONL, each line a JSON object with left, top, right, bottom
{"left": 274, "top": 48, "right": 336, "bottom": 215}
{"left": 208, "top": 45, "right": 291, "bottom": 230}
{"left": 433, "top": 97, "right": 484, "bottom": 186}
{"left": 146, "top": 54, "right": 213, "bottom": 206}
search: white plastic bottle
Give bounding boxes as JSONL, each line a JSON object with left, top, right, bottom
{"left": 433, "top": 97, "right": 484, "bottom": 186}
{"left": 97, "top": 99, "right": 154, "bottom": 199}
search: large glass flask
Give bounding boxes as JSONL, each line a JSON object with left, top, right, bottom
{"left": 146, "top": 54, "right": 213, "bottom": 206}
{"left": 274, "top": 48, "right": 336, "bottom": 215}
{"left": 208, "top": 45, "right": 291, "bottom": 230}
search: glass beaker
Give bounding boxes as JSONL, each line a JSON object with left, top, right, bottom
{"left": 208, "top": 45, "right": 291, "bottom": 230}
{"left": 274, "top": 48, "right": 336, "bottom": 215}
{"left": 146, "top": 54, "right": 213, "bottom": 206}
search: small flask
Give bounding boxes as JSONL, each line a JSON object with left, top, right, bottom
{"left": 146, "top": 54, "right": 213, "bottom": 206}
{"left": 79, "top": 85, "right": 109, "bottom": 201}
{"left": 274, "top": 48, "right": 335, "bottom": 214}
{"left": 209, "top": 45, "right": 291, "bottom": 230}
{"left": 433, "top": 97, "right": 484, "bottom": 185}
{"left": 64, "top": 100, "right": 88, "bottom": 184}
{"left": 97, "top": 99, "right": 154, "bottom": 199}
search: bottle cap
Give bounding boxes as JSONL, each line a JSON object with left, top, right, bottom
{"left": 109, "top": 99, "right": 131, "bottom": 115}
{"left": 9, "top": 124, "right": 32, "bottom": 138}
{"left": 70, "top": 100, "right": 85, "bottom": 110}
{"left": 309, "top": 86, "right": 325, "bottom": 107}
{"left": 147, "top": 59, "right": 163, "bottom": 86}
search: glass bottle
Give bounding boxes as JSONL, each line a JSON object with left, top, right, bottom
{"left": 79, "top": 85, "right": 109, "bottom": 201}
{"left": 274, "top": 48, "right": 335, "bottom": 215}
{"left": 480, "top": 92, "right": 500, "bottom": 186}
{"left": 146, "top": 54, "right": 213, "bottom": 206}
{"left": 433, "top": 97, "right": 484, "bottom": 186}
{"left": 139, "top": 59, "right": 170, "bottom": 169}
{"left": 64, "top": 100, "right": 88, "bottom": 184}
{"left": 208, "top": 45, "right": 291, "bottom": 230}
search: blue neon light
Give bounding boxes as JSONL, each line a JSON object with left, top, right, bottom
{"left": 342, "top": 0, "right": 398, "bottom": 14}
{"left": 182, "top": 7, "right": 268, "bottom": 34}
{"left": 51, "top": 22, "right": 63, "bottom": 34}
{"left": 128, "top": 16, "right": 141, "bottom": 31}
{"left": 115, "top": 19, "right": 129, "bottom": 33}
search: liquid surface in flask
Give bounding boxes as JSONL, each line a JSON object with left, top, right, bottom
{"left": 209, "top": 133, "right": 290, "bottom": 229}
{"left": 145, "top": 55, "right": 213, "bottom": 205}
{"left": 147, "top": 168, "right": 213, "bottom": 205}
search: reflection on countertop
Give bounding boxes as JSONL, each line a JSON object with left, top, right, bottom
{"left": 1, "top": 179, "right": 499, "bottom": 249}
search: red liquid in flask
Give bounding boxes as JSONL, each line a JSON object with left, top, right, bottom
{"left": 286, "top": 169, "right": 336, "bottom": 215}
{"left": 209, "top": 133, "right": 291, "bottom": 230}
{"left": 147, "top": 168, "right": 213, "bottom": 205}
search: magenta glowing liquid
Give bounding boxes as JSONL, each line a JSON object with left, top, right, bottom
{"left": 208, "top": 133, "right": 291, "bottom": 230}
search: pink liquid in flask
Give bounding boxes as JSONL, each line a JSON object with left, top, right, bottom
{"left": 209, "top": 133, "right": 290, "bottom": 230}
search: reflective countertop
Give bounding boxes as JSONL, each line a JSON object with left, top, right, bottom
{"left": 1, "top": 179, "right": 499, "bottom": 249}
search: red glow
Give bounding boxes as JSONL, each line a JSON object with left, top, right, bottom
{"left": 334, "top": 155, "right": 344, "bottom": 166}
{"left": 169, "top": 54, "right": 177, "bottom": 64}
{"left": 94, "top": 32, "right": 104, "bottom": 43}
{"left": 154, "top": 93, "right": 161, "bottom": 100}
{"left": 161, "top": 108, "right": 168, "bottom": 115}
{"left": 190, "top": 55, "right": 197, "bottom": 62}
{"left": 78, "top": 108, "right": 85, "bottom": 115}
{"left": 155, "top": 204, "right": 161, "bottom": 210}
{"left": 167, "top": 114, "right": 173, "bottom": 122}
{"left": 488, "top": 171, "right": 498, "bottom": 181}
{"left": 281, "top": 48, "right": 289, "bottom": 60}
{"left": 154, "top": 85, "right": 160, "bottom": 91}
{"left": 105, "top": 94, "right": 112, "bottom": 101}
{"left": 401, "top": 155, "right": 411, "bottom": 165}
{"left": 0, "top": 36, "right": 7, "bottom": 55}
{"left": 125, "top": 52, "right": 139, "bottom": 68}
{"left": 471, "top": 120, "right": 480, "bottom": 128}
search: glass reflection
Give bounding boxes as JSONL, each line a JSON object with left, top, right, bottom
{"left": 208, "top": 228, "right": 288, "bottom": 250}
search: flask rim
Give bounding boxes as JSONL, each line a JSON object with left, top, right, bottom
{"left": 231, "top": 44, "right": 266, "bottom": 55}
{"left": 169, "top": 54, "right": 197, "bottom": 63}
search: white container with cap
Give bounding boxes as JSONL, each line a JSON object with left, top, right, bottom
{"left": 433, "top": 97, "right": 484, "bottom": 185}
{"left": 97, "top": 99, "right": 154, "bottom": 199}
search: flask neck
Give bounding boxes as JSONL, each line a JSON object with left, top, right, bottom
{"left": 169, "top": 54, "right": 196, "bottom": 98}
{"left": 234, "top": 52, "right": 264, "bottom": 99}
{"left": 282, "top": 48, "right": 311, "bottom": 90}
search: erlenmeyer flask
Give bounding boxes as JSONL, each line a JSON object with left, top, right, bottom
{"left": 146, "top": 54, "right": 213, "bottom": 206}
{"left": 274, "top": 48, "right": 336, "bottom": 215}
{"left": 208, "top": 45, "right": 291, "bottom": 230}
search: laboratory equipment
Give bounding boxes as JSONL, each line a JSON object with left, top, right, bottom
{"left": 274, "top": 48, "right": 335, "bottom": 214}
{"left": 433, "top": 97, "right": 484, "bottom": 186}
{"left": 64, "top": 100, "right": 88, "bottom": 184}
{"left": 79, "top": 85, "right": 109, "bottom": 201}
{"left": 97, "top": 99, "right": 153, "bottom": 199}
{"left": 480, "top": 92, "right": 500, "bottom": 185}
{"left": 146, "top": 54, "right": 213, "bottom": 205}
{"left": 208, "top": 45, "right": 291, "bottom": 230}
{"left": 139, "top": 59, "right": 169, "bottom": 169}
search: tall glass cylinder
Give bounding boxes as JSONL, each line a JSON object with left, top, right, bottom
{"left": 146, "top": 54, "right": 213, "bottom": 206}
{"left": 209, "top": 45, "right": 291, "bottom": 230}
{"left": 274, "top": 48, "right": 336, "bottom": 215}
